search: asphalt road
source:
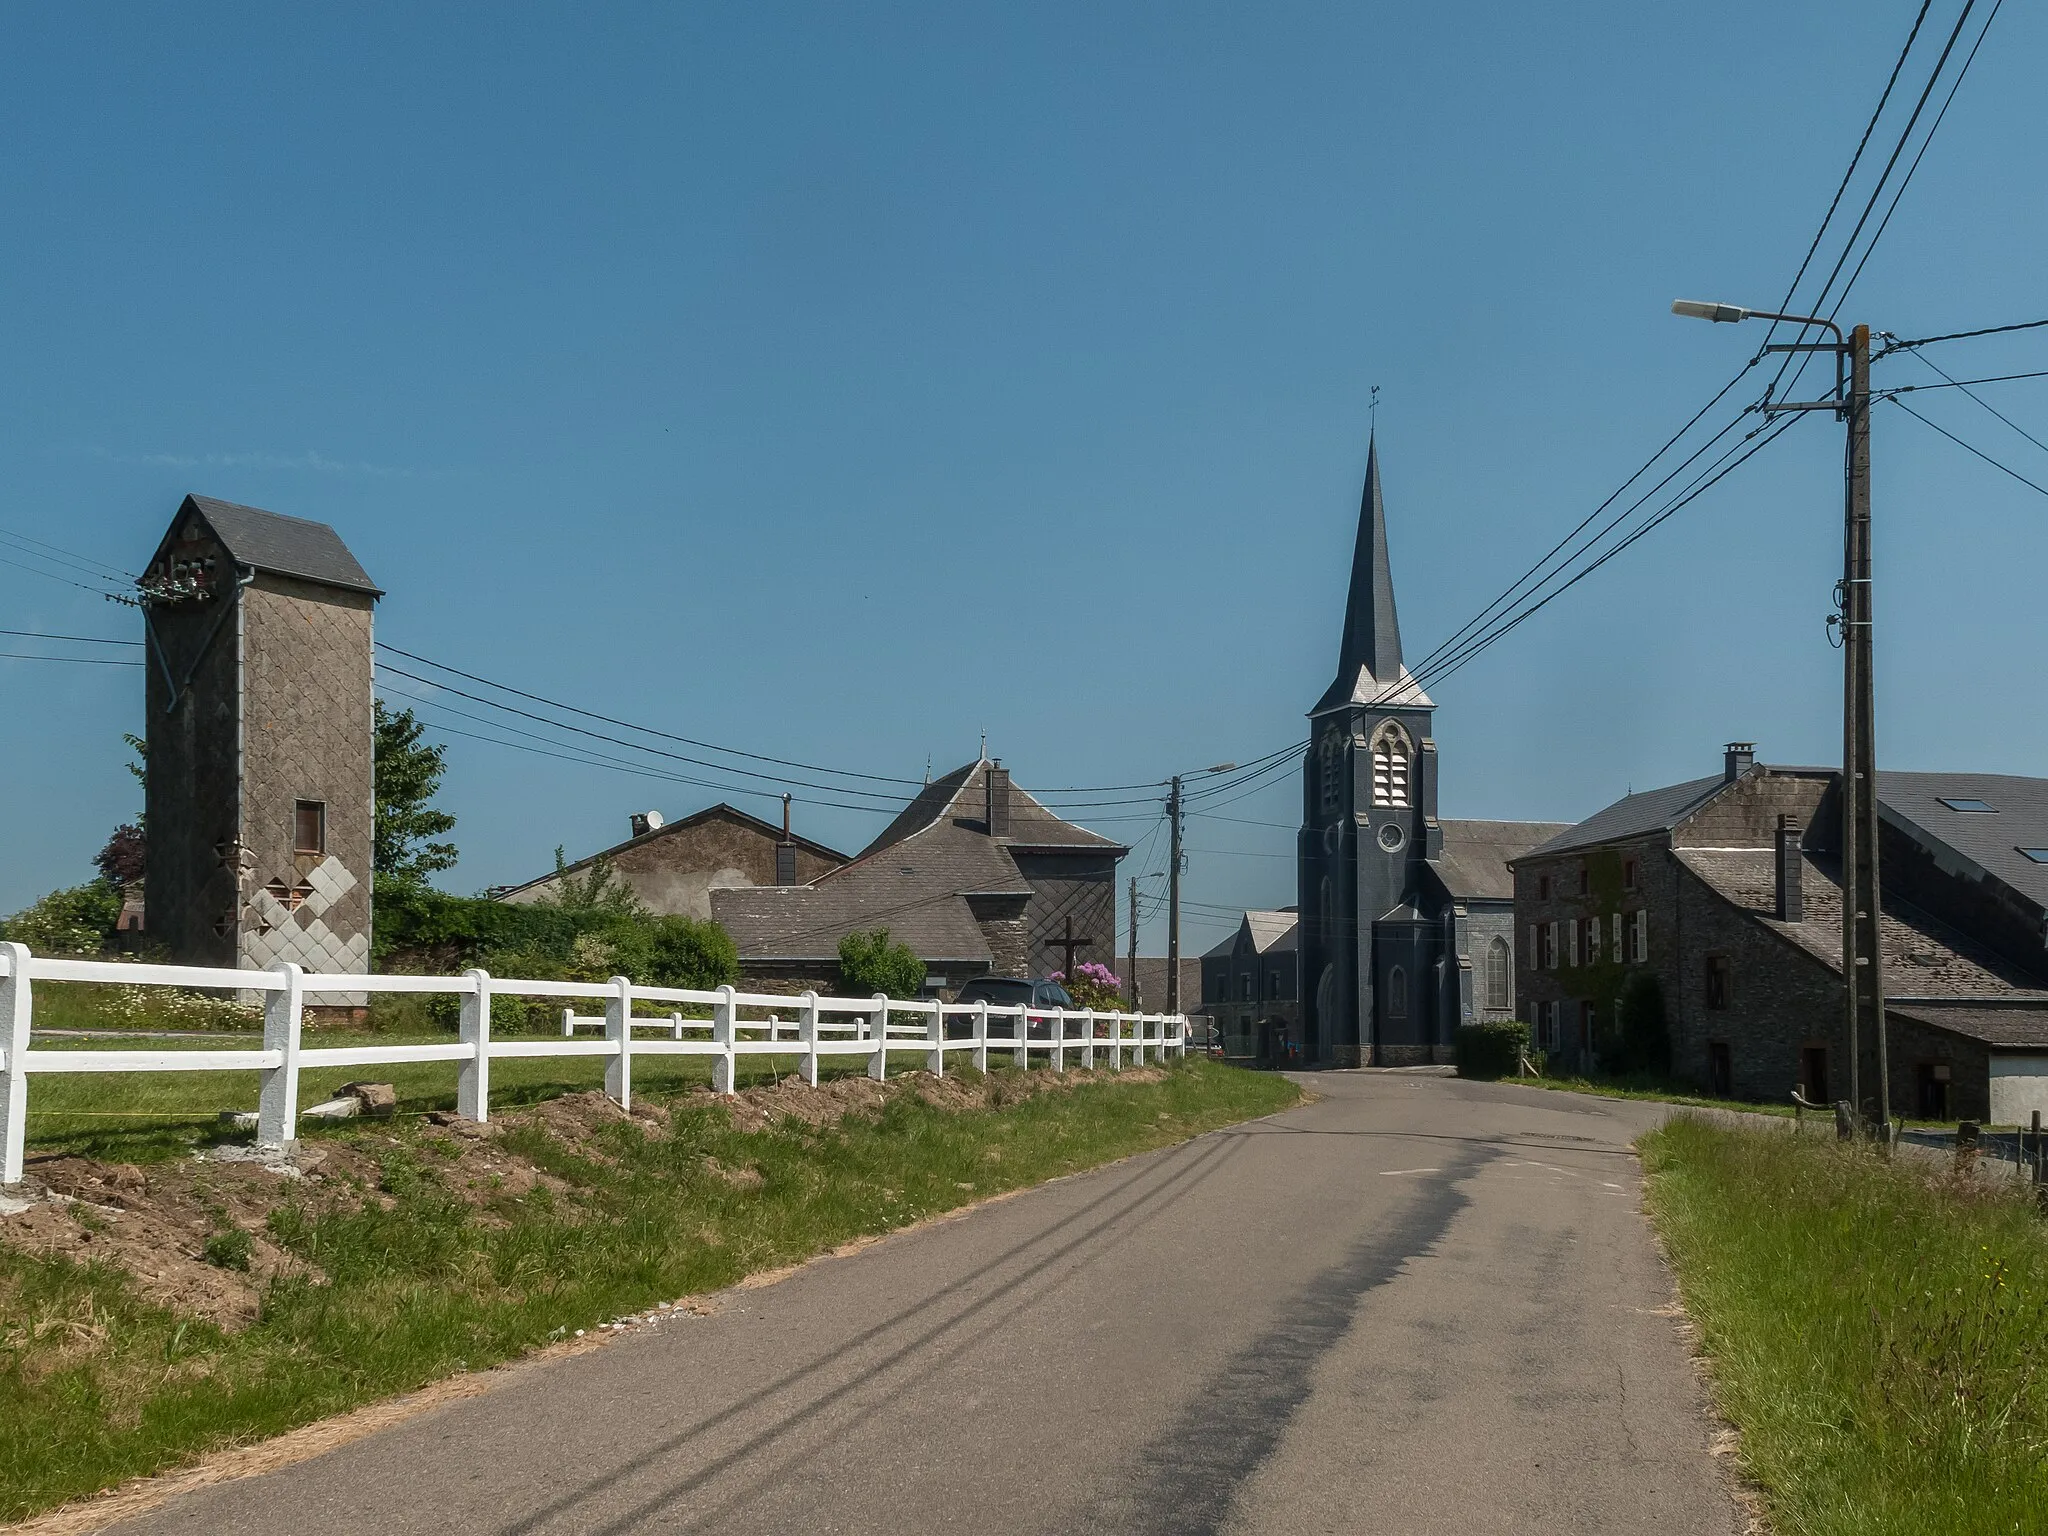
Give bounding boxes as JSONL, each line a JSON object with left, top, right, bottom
{"left": 111, "top": 1072, "right": 1740, "bottom": 1535}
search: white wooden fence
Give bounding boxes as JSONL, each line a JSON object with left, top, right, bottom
{"left": 0, "top": 943, "right": 1187, "bottom": 1185}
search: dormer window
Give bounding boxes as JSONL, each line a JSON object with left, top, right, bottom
{"left": 1369, "top": 722, "right": 1411, "bottom": 808}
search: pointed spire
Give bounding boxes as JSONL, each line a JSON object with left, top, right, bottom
{"left": 1312, "top": 433, "right": 1427, "bottom": 716}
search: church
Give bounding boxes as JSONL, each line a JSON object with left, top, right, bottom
{"left": 1296, "top": 441, "right": 1567, "bottom": 1066}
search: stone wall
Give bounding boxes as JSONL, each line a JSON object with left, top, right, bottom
{"left": 506, "top": 809, "right": 844, "bottom": 921}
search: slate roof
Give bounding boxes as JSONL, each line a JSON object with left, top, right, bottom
{"left": 165, "top": 495, "right": 383, "bottom": 595}
{"left": 1433, "top": 819, "right": 1573, "bottom": 901}
{"left": 1878, "top": 772, "right": 2048, "bottom": 913}
{"left": 1242, "top": 909, "right": 1300, "bottom": 954}
{"left": 858, "top": 760, "right": 1123, "bottom": 857}
{"left": 1524, "top": 776, "right": 1724, "bottom": 859}
{"left": 1313, "top": 437, "right": 1435, "bottom": 716}
{"left": 1678, "top": 848, "right": 2048, "bottom": 1048}
{"left": 713, "top": 760, "right": 1121, "bottom": 964}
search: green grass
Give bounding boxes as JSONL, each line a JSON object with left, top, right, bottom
{"left": 0, "top": 1058, "right": 1296, "bottom": 1521}
{"left": 1506, "top": 1071, "right": 1796, "bottom": 1117}
{"left": 1640, "top": 1116, "right": 2048, "bottom": 1534}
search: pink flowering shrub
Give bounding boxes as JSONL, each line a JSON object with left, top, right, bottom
{"left": 1054, "top": 960, "right": 1128, "bottom": 1012}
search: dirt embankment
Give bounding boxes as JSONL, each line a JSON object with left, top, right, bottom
{"left": 2, "top": 1065, "right": 1162, "bottom": 1330}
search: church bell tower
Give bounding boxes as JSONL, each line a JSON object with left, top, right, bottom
{"left": 1297, "top": 437, "right": 1438, "bottom": 1066}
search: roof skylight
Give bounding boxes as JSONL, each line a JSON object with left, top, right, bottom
{"left": 2019, "top": 848, "right": 2048, "bottom": 865}
{"left": 1938, "top": 797, "right": 1997, "bottom": 813}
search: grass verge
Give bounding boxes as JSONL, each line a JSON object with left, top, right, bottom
{"left": 0, "top": 1058, "right": 1295, "bottom": 1523}
{"left": 1506, "top": 1071, "right": 1795, "bottom": 1118}
{"left": 1639, "top": 1116, "right": 2048, "bottom": 1534}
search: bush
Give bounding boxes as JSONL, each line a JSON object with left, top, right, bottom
{"left": 1059, "top": 961, "right": 1128, "bottom": 1012}
{"left": 837, "top": 929, "right": 925, "bottom": 999}
{"left": 1454, "top": 1019, "right": 1530, "bottom": 1080}
{"left": 645, "top": 915, "right": 739, "bottom": 991}
{"left": 0, "top": 881, "right": 123, "bottom": 955}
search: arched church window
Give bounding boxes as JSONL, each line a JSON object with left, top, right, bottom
{"left": 1370, "top": 723, "right": 1411, "bottom": 808}
{"left": 1486, "top": 938, "right": 1511, "bottom": 1009}
{"left": 1317, "top": 727, "right": 1344, "bottom": 819}
{"left": 1387, "top": 965, "right": 1407, "bottom": 1019}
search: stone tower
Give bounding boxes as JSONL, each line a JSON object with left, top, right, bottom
{"left": 141, "top": 496, "right": 381, "bottom": 979}
{"left": 1296, "top": 439, "right": 1440, "bottom": 1066}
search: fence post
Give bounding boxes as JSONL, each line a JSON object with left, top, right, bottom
{"left": 457, "top": 968, "right": 492, "bottom": 1122}
{"left": 561, "top": 1007, "right": 574, "bottom": 1038}
{"left": 605, "top": 975, "right": 633, "bottom": 1111}
{"left": 1050, "top": 1008, "right": 1065, "bottom": 1075}
{"left": 973, "top": 1000, "right": 989, "bottom": 1074}
{"left": 868, "top": 994, "right": 889, "bottom": 1082}
{"left": 713, "top": 984, "right": 736, "bottom": 1095}
{"left": 1013, "top": 1005, "right": 1029, "bottom": 1070}
{"left": 926, "top": 1002, "right": 945, "bottom": 1077}
{"left": 0, "top": 943, "right": 31, "bottom": 1185}
{"left": 1111, "top": 1008, "right": 1124, "bottom": 1072}
{"left": 257, "top": 962, "right": 305, "bottom": 1148}
{"left": 799, "top": 990, "right": 819, "bottom": 1087}
{"left": 1082, "top": 1009, "right": 1096, "bottom": 1071}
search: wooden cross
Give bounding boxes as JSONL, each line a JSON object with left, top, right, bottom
{"left": 1044, "top": 916, "right": 1091, "bottom": 979}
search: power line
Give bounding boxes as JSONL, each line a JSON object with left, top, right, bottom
{"left": 1900, "top": 352, "right": 2048, "bottom": 458}
{"left": 0, "top": 551, "right": 126, "bottom": 598}
{"left": 0, "top": 628, "right": 140, "bottom": 646}
{"left": 0, "top": 650, "right": 142, "bottom": 667}
{"left": 1891, "top": 399, "right": 2048, "bottom": 498}
{"left": 375, "top": 643, "right": 926, "bottom": 790}
{"left": 0, "top": 527, "right": 134, "bottom": 585}
{"left": 1881, "top": 317, "right": 2048, "bottom": 353}
{"left": 1881, "top": 369, "right": 2048, "bottom": 396}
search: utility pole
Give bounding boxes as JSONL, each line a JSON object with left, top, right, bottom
{"left": 1842, "top": 321, "right": 1891, "bottom": 1134}
{"left": 1127, "top": 876, "right": 1140, "bottom": 1010}
{"left": 1167, "top": 775, "right": 1183, "bottom": 1015}
{"left": 1674, "top": 299, "right": 1892, "bottom": 1136}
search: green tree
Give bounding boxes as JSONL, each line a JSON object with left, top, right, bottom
{"left": 836, "top": 928, "right": 925, "bottom": 999}
{"left": 374, "top": 701, "right": 458, "bottom": 886}
{"left": 536, "top": 848, "right": 644, "bottom": 916}
{"left": 0, "top": 882, "right": 123, "bottom": 955}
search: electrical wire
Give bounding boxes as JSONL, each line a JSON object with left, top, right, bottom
{"left": 0, "top": 528, "right": 134, "bottom": 585}
{"left": 376, "top": 643, "right": 925, "bottom": 789}
{"left": 0, "top": 552, "right": 126, "bottom": 598}
{"left": 1881, "top": 317, "right": 2048, "bottom": 353}
{"left": 1890, "top": 399, "right": 2048, "bottom": 498}
{"left": 0, "top": 628, "right": 140, "bottom": 646}
{"left": 1899, "top": 352, "right": 2048, "bottom": 458}
{"left": 0, "top": 650, "right": 142, "bottom": 666}
{"left": 1881, "top": 370, "right": 2048, "bottom": 396}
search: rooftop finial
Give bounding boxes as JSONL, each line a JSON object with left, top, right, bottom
{"left": 1369, "top": 383, "right": 1380, "bottom": 434}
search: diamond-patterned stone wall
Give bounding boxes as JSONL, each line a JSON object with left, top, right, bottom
{"left": 234, "top": 575, "right": 374, "bottom": 995}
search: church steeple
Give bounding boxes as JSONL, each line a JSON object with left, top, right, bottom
{"left": 1312, "top": 434, "right": 1428, "bottom": 716}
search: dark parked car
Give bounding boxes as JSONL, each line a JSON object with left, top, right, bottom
{"left": 951, "top": 977, "right": 1074, "bottom": 1038}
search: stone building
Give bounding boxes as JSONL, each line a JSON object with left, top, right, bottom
{"left": 1512, "top": 744, "right": 2048, "bottom": 1121}
{"left": 141, "top": 495, "right": 379, "bottom": 979}
{"left": 1201, "top": 910, "right": 1299, "bottom": 1063}
{"left": 713, "top": 759, "right": 1126, "bottom": 996}
{"left": 497, "top": 803, "right": 846, "bottom": 919}
{"left": 1295, "top": 438, "right": 1568, "bottom": 1065}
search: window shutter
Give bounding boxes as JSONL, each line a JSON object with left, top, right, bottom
{"left": 1613, "top": 913, "right": 1623, "bottom": 963}
{"left": 1566, "top": 919, "right": 1578, "bottom": 967}
{"left": 1587, "top": 916, "right": 1601, "bottom": 961}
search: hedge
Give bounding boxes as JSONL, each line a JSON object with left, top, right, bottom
{"left": 1454, "top": 1019, "right": 1529, "bottom": 1080}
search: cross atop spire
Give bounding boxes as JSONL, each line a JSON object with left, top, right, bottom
{"left": 1311, "top": 433, "right": 1431, "bottom": 716}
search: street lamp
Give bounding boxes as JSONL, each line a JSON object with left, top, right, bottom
{"left": 1673, "top": 297, "right": 1889, "bottom": 1138}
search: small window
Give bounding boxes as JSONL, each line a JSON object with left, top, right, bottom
{"left": 1240, "top": 973, "right": 1253, "bottom": 1001}
{"left": 1267, "top": 971, "right": 1281, "bottom": 999}
{"left": 1705, "top": 954, "right": 1731, "bottom": 1010}
{"left": 1578, "top": 867, "right": 1590, "bottom": 896}
{"left": 1486, "top": 938, "right": 1511, "bottom": 1009}
{"left": 1538, "top": 875, "right": 1552, "bottom": 901}
{"left": 1622, "top": 859, "right": 1637, "bottom": 890}
{"left": 1939, "top": 797, "right": 1996, "bottom": 813}
{"left": 2019, "top": 848, "right": 2048, "bottom": 864}
{"left": 1387, "top": 965, "right": 1407, "bottom": 1018}
{"left": 294, "top": 801, "right": 326, "bottom": 857}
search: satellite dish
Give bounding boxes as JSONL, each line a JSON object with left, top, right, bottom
{"left": 643, "top": 810, "right": 665, "bottom": 831}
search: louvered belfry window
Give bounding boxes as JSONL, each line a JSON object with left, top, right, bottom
{"left": 1370, "top": 723, "right": 1410, "bottom": 807}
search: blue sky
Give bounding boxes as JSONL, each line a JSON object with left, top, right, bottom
{"left": 3, "top": 1, "right": 2043, "bottom": 954}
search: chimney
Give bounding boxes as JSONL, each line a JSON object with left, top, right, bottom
{"left": 776, "top": 793, "right": 797, "bottom": 885}
{"left": 1775, "top": 814, "right": 1804, "bottom": 922}
{"left": 1723, "top": 742, "right": 1756, "bottom": 783}
{"left": 985, "top": 761, "right": 1011, "bottom": 837}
